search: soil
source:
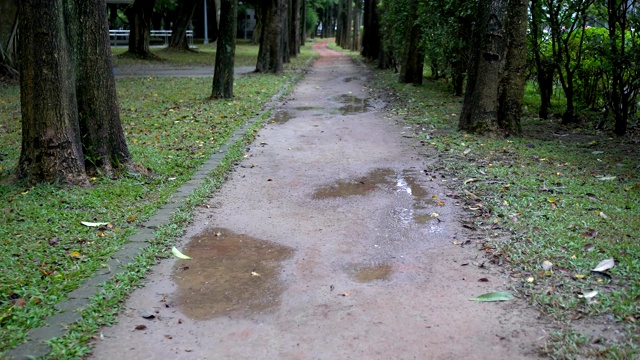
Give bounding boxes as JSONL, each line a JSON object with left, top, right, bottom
{"left": 90, "top": 41, "right": 552, "bottom": 359}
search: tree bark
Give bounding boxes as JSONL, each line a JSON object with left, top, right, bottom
{"left": 300, "top": 0, "right": 307, "bottom": 46}
{"left": 168, "top": 0, "right": 198, "bottom": 51}
{"left": 74, "top": 0, "right": 132, "bottom": 175}
{"left": 459, "top": 0, "right": 507, "bottom": 135}
{"left": 497, "top": 0, "right": 528, "bottom": 136}
{"left": 18, "top": 0, "right": 131, "bottom": 184}
{"left": 351, "top": 0, "right": 362, "bottom": 52}
{"left": 361, "top": 0, "right": 382, "bottom": 62}
{"left": 125, "top": 0, "right": 156, "bottom": 57}
{"left": 399, "top": 0, "right": 425, "bottom": 85}
{"left": 290, "top": 0, "right": 301, "bottom": 56}
{"left": 212, "top": 0, "right": 237, "bottom": 99}
{"left": 256, "top": 0, "right": 285, "bottom": 73}
{"left": 18, "top": 0, "right": 86, "bottom": 184}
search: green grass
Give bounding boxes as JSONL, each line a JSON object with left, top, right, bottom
{"left": 332, "top": 44, "right": 640, "bottom": 357}
{"left": 112, "top": 39, "right": 262, "bottom": 67}
{"left": 0, "top": 43, "right": 317, "bottom": 358}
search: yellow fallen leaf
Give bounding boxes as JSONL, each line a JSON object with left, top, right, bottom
{"left": 171, "top": 246, "right": 192, "bottom": 260}
{"left": 70, "top": 251, "right": 83, "bottom": 258}
{"left": 430, "top": 212, "right": 440, "bottom": 218}
{"left": 575, "top": 274, "right": 586, "bottom": 279}
{"left": 526, "top": 277, "right": 535, "bottom": 283}
{"left": 251, "top": 271, "right": 262, "bottom": 277}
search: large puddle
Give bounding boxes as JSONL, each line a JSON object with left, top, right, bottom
{"left": 313, "top": 168, "right": 435, "bottom": 224}
{"left": 173, "top": 228, "right": 294, "bottom": 320}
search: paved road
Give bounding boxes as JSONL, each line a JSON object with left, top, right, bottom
{"left": 91, "top": 40, "right": 547, "bottom": 359}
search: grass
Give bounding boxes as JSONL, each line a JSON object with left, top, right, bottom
{"left": 112, "top": 39, "right": 261, "bottom": 67}
{"left": 0, "top": 42, "right": 317, "bottom": 358}
{"left": 331, "top": 43, "right": 640, "bottom": 358}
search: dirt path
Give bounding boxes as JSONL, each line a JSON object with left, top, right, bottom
{"left": 91, "top": 41, "right": 549, "bottom": 359}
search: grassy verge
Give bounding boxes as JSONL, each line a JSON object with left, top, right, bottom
{"left": 112, "top": 39, "right": 260, "bottom": 67}
{"left": 0, "top": 44, "right": 317, "bottom": 357}
{"left": 332, "top": 44, "right": 640, "bottom": 358}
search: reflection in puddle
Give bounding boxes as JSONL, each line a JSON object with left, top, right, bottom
{"left": 313, "top": 168, "right": 436, "bottom": 225}
{"left": 347, "top": 263, "right": 393, "bottom": 283}
{"left": 335, "top": 94, "right": 369, "bottom": 114}
{"left": 272, "top": 111, "right": 293, "bottom": 124}
{"left": 173, "top": 228, "right": 294, "bottom": 320}
{"left": 313, "top": 168, "right": 394, "bottom": 199}
{"left": 294, "top": 106, "right": 323, "bottom": 111}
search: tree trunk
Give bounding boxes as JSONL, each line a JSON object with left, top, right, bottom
{"left": 211, "top": 0, "right": 237, "bottom": 99}
{"left": 282, "top": 0, "right": 290, "bottom": 64}
{"left": 125, "top": 0, "right": 156, "bottom": 57}
{"left": 210, "top": 0, "right": 220, "bottom": 42}
{"left": 251, "top": 2, "right": 262, "bottom": 44}
{"left": 256, "top": 0, "right": 285, "bottom": 73}
{"left": 18, "top": 0, "right": 131, "bottom": 184}
{"left": 459, "top": 0, "right": 508, "bottom": 135}
{"left": 74, "top": 0, "right": 132, "bottom": 175}
{"left": 497, "top": 0, "right": 528, "bottom": 136}
{"left": 361, "top": 0, "right": 382, "bottom": 62}
{"left": 399, "top": 0, "right": 425, "bottom": 85}
{"left": 168, "top": 0, "right": 198, "bottom": 51}
{"left": 351, "top": 0, "right": 361, "bottom": 52}
{"left": 300, "top": 0, "right": 307, "bottom": 46}
{"left": 18, "top": 0, "right": 86, "bottom": 184}
{"left": 290, "top": 0, "right": 301, "bottom": 56}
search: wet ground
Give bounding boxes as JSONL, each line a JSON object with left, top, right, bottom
{"left": 91, "top": 40, "right": 549, "bottom": 359}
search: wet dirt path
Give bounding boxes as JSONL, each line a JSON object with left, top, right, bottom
{"left": 91, "top": 41, "right": 548, "bottom": 359}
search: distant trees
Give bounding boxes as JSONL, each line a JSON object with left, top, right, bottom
{"left": 124, "top": 0, "right": 156, "bottom": 57}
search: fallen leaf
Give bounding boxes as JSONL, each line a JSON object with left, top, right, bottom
{"left": 596, "top": 176, "right": 617, "bottom": 181}
{"left": 596, "top": 211, "right": 609, "bottom": 219}
{"left": 430, "top": 212, "right": 440, "bottom": 218}
{"left": 469, "top": 291, "right": 514, "bottom": 302}
{"left": 592, "top": 258, "right": 615, "bottom": 272}
{"left": 575, "top": 274, "right": 586, "bottom": 279}
{"left": 436, "top": 201, "right": 445, "bottom": 206}
{"left": 578, "top": 290, "right": 598, "bottom": 299}
{"left": 171, "top": 246, "right": 192, "bottom": 260}
{"left": 581, "top": 229, "right": 598, "bottom": 238}
{"left": 251, "top": 271, "right": 262, "bottom": 277}
{"left": 478, "top": 278, "right": 489, "bottom": 282}
{"left": 134, "top": 324, "right": 147, "bottom": 330}
{"left": 464, "top": 178, "right": 478, "bottom": 185}
{"left": 526, "top": 277, "right": 535, "bottom": 283}
{"left": 81, "top": 221, "right": 109, "bottom": 227}
{"left": 541, "top": 260, "right": 553, "bottom": 271}
{"left": 164, "top": 335, "right": 173, "bottom": 339}
{"left": 339, "top": 292, "right": 350, "bottom": 297}
{"left": 69, "top": 251, "right": 84, "bottom": 259}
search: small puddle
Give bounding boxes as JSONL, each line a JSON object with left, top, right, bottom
{"left": 173, "top": 228, "right": 294, "bottom": 320}
{"left": 313, "top": 168, "right": 394, "bottom": 199}
{"left": 344, "top": 77, "right": 359, "bottom": 83}
{"left": 347, "top": 263, "right": 393, "bottom": 283}
{"left": 335, "top": 94, "right": 369, "bottom": 114}
{"left": 272, "top": 111, "right": 293, "bottom": 124}
{"left": 294, "top": 106, "right": 323, "bottom": 111}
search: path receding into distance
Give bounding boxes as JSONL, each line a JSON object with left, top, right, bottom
{"left": 91, "top": 40, "right": 549, "bottom": 359}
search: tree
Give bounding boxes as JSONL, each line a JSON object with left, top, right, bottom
{"left": 398, "top": 0, "right": 425, "bottom": 85}
{"left": 459, "top": 0, "right": 529, "bottom": 136}
{"left": 529, "top": 0, "right": 555, "bottom": 119}
{"left": 212, "top": 0, "right": 237, "bottom": 98}
{"left": 0, "top": 0, "right": 19, "bottom": 81}
{"left": 256, "top": 0, "right": 287, "bottom": 74}
{"left": 125, "top": 0, "right": 157, "bottom": 58}
{"left": 18, "top": 0, "right": 131, "bottom": 184}
{"left": 168, "top": 0, "right": 198, "bottom": 51}
{"left": 361, "top": 0, "right": 382, "bottom": 62}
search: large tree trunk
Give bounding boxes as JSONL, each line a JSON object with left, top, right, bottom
{"left": 300, "top": 0, "right": 307, "bottom": 46}
{"left": 168, "top": 0, "right": 198, "bottom": 51}
{"left": 459, "top": 0, "right": 508, "bottom": 135}
{"left": 125, "top": 0, "right": 156, "bottom": 57}
{"left": 399, "top": 0, "right": 425, "bottom": 85}
{"left": 75, "top": 0, "right": 132, "bottom": 175}
{"left": 18, "top": 0, "right": 131, "bottom": 184}
{"left": 256, "top": 0, "right": 285, "bottom": 74}
{"left": 211, "top": 0, "right": 237, "bottom": 99}
{"left": 497, "top": 0, "right": 529, "bottom": 136}
{"left": 361, "top": 0, "right": 382, "bottom": 62}
{"left": 18, "top": 0, "right": 86, "bottom": 184}
{"left": 351, "top": 0, "right": 361, "bottom": 52}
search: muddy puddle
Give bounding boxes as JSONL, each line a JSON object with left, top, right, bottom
{"left": 294, "top": 106, "right": 323, "bottom": 111}
{"left": 343, "top": 76, "right": 359, "bottom": 83}
{"left": 173, "top": 228, "right": 294, "bottom": 320}
{"left": 272, "top": 111, "right": 294, "bottom": 124}
{"left": 334, "top": 94, "right": 369, "bottom": 114}
{"left": 313, "top": 168, "right": 435, "bottom": 224}
{"left": 346, "top": 263, "right": 393, "bottom": 283}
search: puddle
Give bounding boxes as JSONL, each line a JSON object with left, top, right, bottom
{"left": 173, "top": 228, "right": 294, "bottom": 320}
{"left": 313, "top": 168, "right": 436, "bottom": 225}
{"left": 313, "top": 168, "right": 394, "bottom": 199}
{"left": 343, "top": 77, "right": 359, "bottom": 83}
{"left": 294, "top": 106, "right": 323, "bottom": 111}
{"left": 272, "top": 111, "right": 293, "bottom": 124}
{"left": 347, "top": 263, "right": 393, "bottom": 283}
{"left": 335, "top": 94, "right": 369, "bottom": 114}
